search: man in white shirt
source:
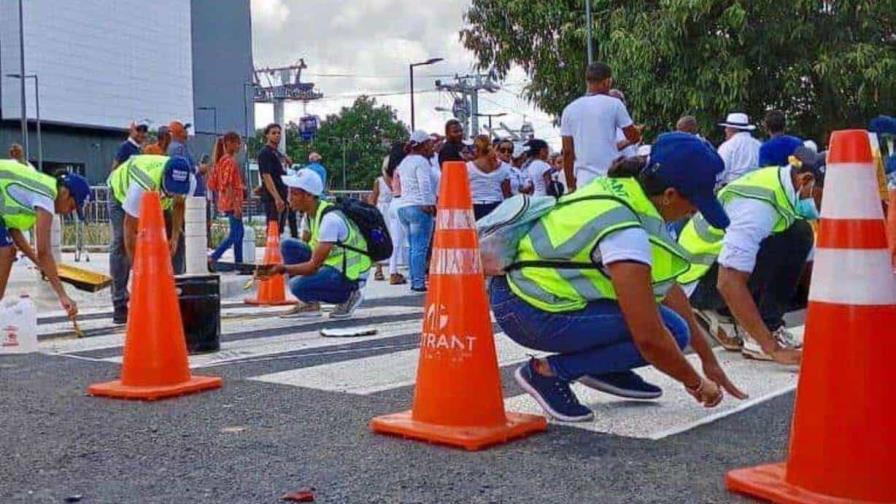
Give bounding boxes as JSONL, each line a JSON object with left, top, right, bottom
{"left": 561, "top": 62, "right": 641, "bottom": 191}
{"left": 716, "top": 113, "right": 762, "bottom": 185}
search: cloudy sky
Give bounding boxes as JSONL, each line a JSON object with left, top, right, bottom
{"left": 250, "top": 0, "right": 560, "bottom": 145}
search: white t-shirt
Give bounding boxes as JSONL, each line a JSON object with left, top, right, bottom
{"left": 7, "top": 185, "right": 55, "bottom": 217}
{"left": 527, "top": 159, "right": 554, "bottom": 196}
{"left": 122, "top": 176, "right": 197, "bottom": 218}
{"left": 395, "top": 154, "right": 435, "bottom": 206}
{"left": 592, "top": 227, "right": 652, "bottom": 267}
{"left": 560, "top": 94, "right": 634, "bottom": 186}
{"left": 717, "top": 132, "right": 762, "bottom": 184}
{"left": 467, "top": 161, "right": 510, "bottom": 203}
{"left": 429, "top": 157, "right": 441, "bottom": 198}
{"left": 317, "top": 212, "right": 350, "bottom": 244}
{"left": 506, "top": 163, "right": 531, "bottom": 194}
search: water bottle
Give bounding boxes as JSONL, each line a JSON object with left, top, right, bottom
{"left": 0, "top": 295, "right": 38, "bottom": 354}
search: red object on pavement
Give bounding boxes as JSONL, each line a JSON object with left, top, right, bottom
{"left": 281, "top": 488, "right": 315, "bottom": 502}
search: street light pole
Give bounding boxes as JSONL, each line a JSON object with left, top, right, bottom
{"left": 7, "top": 73, "right": 40, "bottom": 172}
{"left": 342, "top": 137, "right": 347, "bottom": 190}
{"left": 409, "top": 57, "right": 444, "bottom": 131}
{"left": 17, "top": 0, "right": 28, "bottom": 161}
{"left": 585, "top": 0, "right": 593, "bottom": 65}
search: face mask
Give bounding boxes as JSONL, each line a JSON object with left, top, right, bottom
{"left": 795, "top": 182, "right": 819, "bottom": 220}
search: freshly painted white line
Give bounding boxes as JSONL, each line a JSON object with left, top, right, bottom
{"left": 251, "top": 332, "right": 530, "bottom": 394}
{"left": 504, "top": 327, "right": 804, "bottom": 440}
{"left": 810, "top": 249, "right": 896, "bottom": 305}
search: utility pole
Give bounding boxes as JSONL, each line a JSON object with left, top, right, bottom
{"left": 17, "top": 0, "right": 28, "bottom": 161}
{"left": 585, "top": 0, "right": 593, "bottom": 65}
{"left": 435, "top": 73, "right": 500, "bottom": 137}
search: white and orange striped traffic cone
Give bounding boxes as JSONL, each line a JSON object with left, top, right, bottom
{"left": 726, "top": 129, "right": 896, "bottom": 503}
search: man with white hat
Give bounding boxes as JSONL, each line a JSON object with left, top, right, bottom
{"left": 717, "top": 112, "right": 762, "bottom": 185}
{"left": 260, "top": 169, "right": 370, "bottom": 319}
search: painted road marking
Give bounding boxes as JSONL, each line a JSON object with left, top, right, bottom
{"left": 251, "top": 332, "right": 530, "bottom": 394}
{"left": 504, "top": 327, "right": 804, "bottom": 440}
{"left": 41, "top": 305, "right": 422, "bottom": 356}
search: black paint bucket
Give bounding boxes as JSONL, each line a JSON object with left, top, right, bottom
{"left": 175, "top": 274, "right": 221, "bottom": 354}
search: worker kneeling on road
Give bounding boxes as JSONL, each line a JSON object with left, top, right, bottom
{"left": 493, "top": 133, "right": 747, "bottom": 422}
{"left": 680, "top": 147, "right": 824, "bottom": 364}
{"left": 107, "top": 154, "right": 195, "bottom": 324}
{"left": 261, "top": 169, "right": 370, "bottom": 320}
{"left": 0, "top": 162, "right": 92, "bottom": 316}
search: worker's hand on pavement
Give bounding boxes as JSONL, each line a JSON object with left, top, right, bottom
{"left": 770, "top": 347, "right": 802, "bottom": 366}
{"left": 686, "top": 377, "right": 723, "bottom": 408}
{"left": 60, "top": 294, "right": 78, "bottom": 318}
{"left": 702, "top": 361, "right": 749, "bottom": 400}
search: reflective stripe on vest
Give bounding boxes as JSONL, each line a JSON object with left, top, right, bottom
{"left": 0, "top": 163, "right": 58, "bottom": 230}
{"left": 310, "top": 201, "right": 372, "bottom": 281}
{"left": 508, "top": 177, "right": 691, "bottom": 313}
{"left": 677, "top": 166, "right": 798, "bottom": 284}
{"left": 108, "top": 155, "right": 172, "bottom": 210}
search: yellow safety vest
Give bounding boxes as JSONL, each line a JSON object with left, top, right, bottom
{"left": 107, "top": 155, "right": 173, "bottom": 210}
{"left": 310, "top": 201, "right": 372, "bottom": 282}
{"left": 677, "top": 167, "right": 798, "bottom": 284}
{"left": 0, "top": 161, "right": 57, "bottom": 231}
{"left": 508, "top": 177, "right": 691, "bottom": 313}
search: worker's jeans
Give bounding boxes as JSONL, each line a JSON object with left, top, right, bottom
{"left": 398, "top": 206, "right": 433, "bottom": 290}
{"left": 489, "top": 276, "right": 689, "bottom": 382}
{"left": 210, "top": 212, "right": 244, "bottom": 263}
{"left": 690, "top": 219, "right": 814, "bottom": 331}
{"left": 280, "top": 238, "right": 359, "bottom": 305}
{"left": 108, "top": 200, "right": 130, "bottom": 311}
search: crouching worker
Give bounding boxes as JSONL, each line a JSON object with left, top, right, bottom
{"left": 493, "top": 133, "right": 747, "bottom": 422}
{"left": 0, "top": 162, "right": 92, "bottom": 316}
{"left": 107, "top": 155, "right": 195, "bottom": 324}
{"left": 261, "top": 169, "right": 370, "bottom": 320}
{"left": 680, "top": 147, "right": 824, "bottom": 364}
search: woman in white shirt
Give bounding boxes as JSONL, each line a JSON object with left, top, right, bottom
{"left": 498, "top": 140, "right": 532, "bottom": 195}
{"left": 382, "top": 142, "right": 408, "bottom": 285}
{"left": 369, "top": 158, "right": 394, "bottom": 282}
{"left": 467, "top": 135, "right": 511, "bottom": 220}
{"left": 525, "top": 139, "right": 559, "bottom": 196}
{"left": 395, "top": 131, "right": 437, "bottom": 292}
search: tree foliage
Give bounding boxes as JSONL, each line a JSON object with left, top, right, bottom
{"left": 461, "top": 0, "right": 896, "bottom": 143}
{"left": 249, "top": 96, "right": 408, "bottom": 190}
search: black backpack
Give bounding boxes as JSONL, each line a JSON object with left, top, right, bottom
{"left": 322, "top": 197, "right": 393, "bottom": 262}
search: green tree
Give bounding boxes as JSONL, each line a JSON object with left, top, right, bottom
{"left": 248, "top": 96, "right": 408, "bottom": 191}
{"left": 461, "top": 0, "right": 896, "bottom": 143}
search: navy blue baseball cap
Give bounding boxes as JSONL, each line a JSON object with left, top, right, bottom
{"left": 58, "top": 173, "right": 92, "bottom": 221}
{"left": 869, "top": 115, "right": 896, "bottom": 136}
{"left": 162, "top": 156, "right": 194, "bottom": 196}
{"left": 647, "top": 132, "right": 730, "bottom": 229}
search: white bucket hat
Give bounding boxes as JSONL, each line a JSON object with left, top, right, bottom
{"left": 718, "top": 112, "right": 756, "bottom": 131}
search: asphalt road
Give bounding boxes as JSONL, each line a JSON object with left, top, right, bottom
{"left": 1, "top": 294, "right": 796, "bottom": 504}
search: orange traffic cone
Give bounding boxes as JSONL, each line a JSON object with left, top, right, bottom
{"left": 88, "top": 192, "right": 222, "bottom": 400}
{"left": 245, "top": 221, "right": 296, "bottom": 306}
{"left": 369, "top": 161, "right": 546, "bottom": 451}
{"left": 887, "top": 188, "right": 896, "bottom": 267}
{"left": 726, "top": 130, "right": 896, "bottom": 503}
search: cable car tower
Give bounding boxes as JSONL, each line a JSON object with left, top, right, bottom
{"left": 253, "top": 59, "right": 324, "bottom": 151}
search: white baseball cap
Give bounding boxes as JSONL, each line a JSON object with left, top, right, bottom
{"left": 408, "top": 130, "right": 431, "bottom": 146}
{"left": 283, "top": 169, "right": 323, "bottom": 196}
{"left": 512, "top": 143, "right": 526, "bottom": 159}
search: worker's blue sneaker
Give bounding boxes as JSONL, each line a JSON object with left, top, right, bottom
{"left": 577, "top": 371, "right": 663, "bottom": 400}
{"left": 514, "top": 359, "right": 594, "bottom": 422}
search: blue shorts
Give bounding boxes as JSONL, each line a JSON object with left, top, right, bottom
{"left": 0, "top": 221, "right": 13, "bottom": 247}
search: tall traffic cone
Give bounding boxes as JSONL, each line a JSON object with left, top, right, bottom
{"left": 369, "top": 161, "right": 546, "bottom": 451}
{"left": 88, "top": 192, "right": 222, "bottom": 400}
{"left": 726, "top": 130, "right": 896, "bottom": 503}
{"left": 245, "top": 221, "right": 296, "bottom": 306}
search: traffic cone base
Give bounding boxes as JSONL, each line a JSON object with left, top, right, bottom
{"left": 88, "top": 375, "right": 222, "bottom": 402}
{"left": 370, "top": 410, "right": 546, "bottom": 451}
{"left": 727, "top": 463, "right": 864, "bottom": 504}
{"left": 245, "top": 222, "right": 297, "bottom": 306}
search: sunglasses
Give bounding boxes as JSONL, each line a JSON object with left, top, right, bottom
{"left": 498, "top": 147, "right": 513, "bottom": 154}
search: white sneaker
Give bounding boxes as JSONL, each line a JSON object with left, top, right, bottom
{"left": 330, "top": 290, "right": 364, "bottom": 320}
{"left": 773, "top": 326, "right": 802, "bottom": 349}
{"left": 694, "top": 309, "right": 743, "bottom": 351}
{"left": 741, "top": 333, "right": 773, "bottom": 361}
{"left": 280, "top": 302, "right": 322, "bottom": 319}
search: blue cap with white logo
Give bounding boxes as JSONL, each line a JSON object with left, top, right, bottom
{"left": 647, "top": 132, "right": 730, "bottom": 229}
{"left": 162, "top": 156, "right": 194, "bottom": 196}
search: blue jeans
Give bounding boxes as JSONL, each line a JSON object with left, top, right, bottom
{"left": 210, "top": 212, "right": 244, "bottom": 263}
{"left": 398, "top": 206, "right": 433, "bottom": 289}
{"left": 281, "top": 238, "right": 358, "bottom": 304}
{"left": 490, "top": 276, "right": 690, "bottom": 381}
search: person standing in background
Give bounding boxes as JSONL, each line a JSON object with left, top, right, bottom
{"left": 500, "top": 140, "right": 531, "bottom": 195}
{"left": 561, "top": 62, "right": 641, "bottom": 192}
{"left": 609, "top": 89, "right": 641, "bottom": 158}
{"left": 676, "top": 116, "right": 699, "bottom": 135}
{"left": 166, "top": 121, "right": 201, "bottom": 274}
{"left": 111, "top": 121, "right": 148, "bottom": 172}
{"left": 8, "top": 143, "right": 32, "bottom": 170}
{"left": 466, "top": 135, "right": 511, "bottom": 220}
{"left": 257, "top": 123, "right": 291, "bottom": 235}
{"left": 305, "top": 152, "right": 328, "bottom": 191}
{"left": 758, "top": 110, "right": 803, "bottom": 168}
{"left": 208, "top": 132, "right": 245, "bottom": 268}
{"left": 428, "top": 133, "right": 443, "bottom": 198}
{"left": 369, "top": 156, "right": 393, "bottom": 281}
{"left": 396, "top": 131, "right": 437, "bottom": 292}
{"left": 438, "top": 119, "right": 466, "bottom": 166}
{"left": 525, "top": 140, "right": 556, "bottom": 197}
{"left": 385, "top": 141, "right": 409, "bottom": 285}
{"left": 716, "top": 112, "right": 761, "bottom": 185}
{"left": 142, "top": 125, "right": 171, "bottom": 155}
